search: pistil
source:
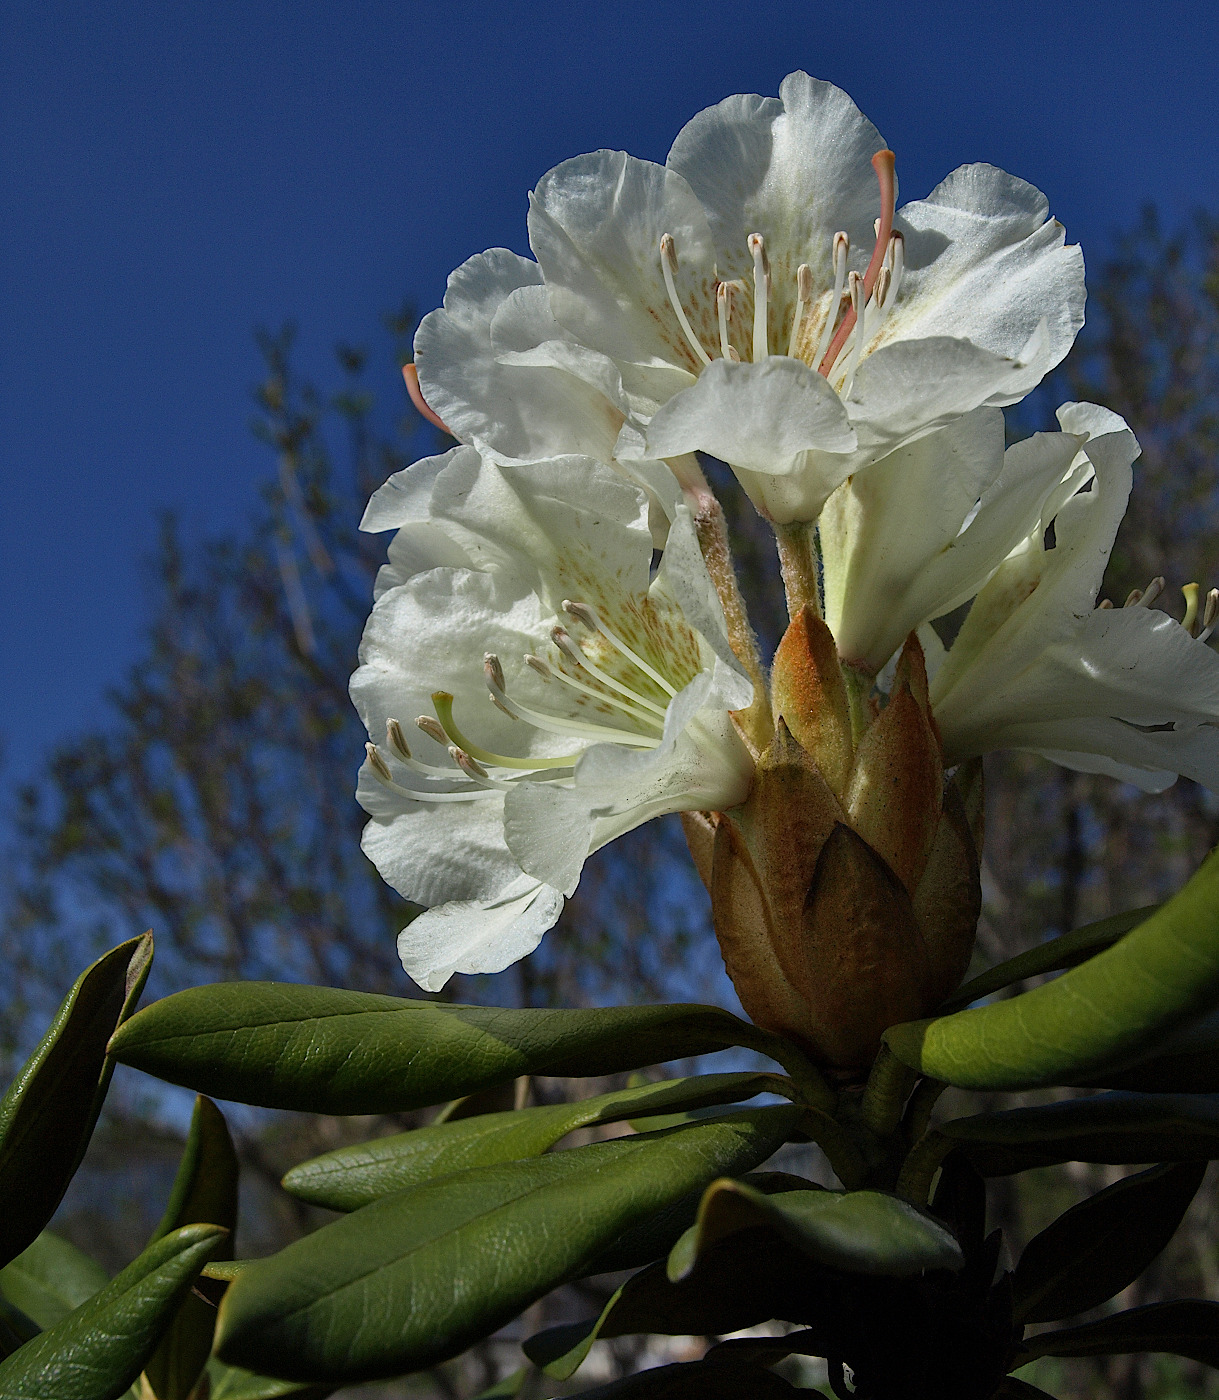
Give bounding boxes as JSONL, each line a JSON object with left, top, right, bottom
{"left": 818, "top": 149, "right": 897, "bottom": 377}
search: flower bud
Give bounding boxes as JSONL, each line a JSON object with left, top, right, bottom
{"left": 692, "top": 616, "right": 982, "bottom": 1071}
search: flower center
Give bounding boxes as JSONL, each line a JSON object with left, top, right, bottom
{"left": 658, "top": 149, "right": 902, "bottom": 395}
{"left": 365, "top": 600, "right": 690, "bottom": 805}
{"left": 1102, "top": 576, "right": 1219, "bottom": 643}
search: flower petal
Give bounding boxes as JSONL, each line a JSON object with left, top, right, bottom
{"left": 415, "top": 251, "right": 626, "bottom": 465}
{"left": 888, "top": 162, "right": 1085, "bottom": 395}
{"left": 527, "top": 149, "right": 718, "bottom": 373}
{"left": 396, "top": 875, "right": 565, "bottom": 992}
{"left": 643, "top": 357, "right": 855, "bottom": 521}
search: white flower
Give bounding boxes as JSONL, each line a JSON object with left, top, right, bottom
{"left": 927, "top": 403, "right": 1219, "bottom": 792}
{"left": 351, "top": 445, "right": 755, "bottom": 990}
{"left": 818, "top": 407, "right": 1086, "bottom": 674}
{"left": 416, "top": 71, "right": 1084, "bottom": 524}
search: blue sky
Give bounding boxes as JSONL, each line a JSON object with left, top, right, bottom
{"left": 3, "top": 0, "right": 1218, "bottom": 786}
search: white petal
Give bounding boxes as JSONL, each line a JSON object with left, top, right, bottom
{"left": 396, "top": 875, "right": 565, "bottom": 992}
{"left": 361, "top": 447, "right": 473, "bottom": 532}
{"left": 666, "top": 73, "right": 886, "bottom": 355}
{"left": 847, "top": 331, "right": 1043, "bottom": 449}
{"left": 528, "top": 150, "right": 718, "bottom": 372}
{"left": 414, "top": 252, "right": 626, "bottom": 465}
{"left": 888, "top": 163, "right": 1085, "bottom": 393}
{"left": 643, "top": 358, "right": 855, "bottom": 521}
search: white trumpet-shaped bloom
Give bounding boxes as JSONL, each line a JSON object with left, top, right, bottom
{"left": 351, "top": 445, "right": 755, "bottom": 990}
{"left": 927, "top": 403, "right": 1219, "bottom": 792}
{"left": 415, "top": 71, "right": 1083, "bottom": 523}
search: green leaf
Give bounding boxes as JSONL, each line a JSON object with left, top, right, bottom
{"left": 214, "top": 1107, "right": 797, "bottom": 1384}
{"left": 525, "top": 1208, "right": 839, "bottom": 1380}
{"left": 571, "top": 1359, "right": 798, "bottom": 1396}
{"left": 885, "top": 851, "right": 1219, "bottom": 1090}
{"left": 939, "top": 907, "right": 1155, "bottom": 1013}
{"left": 1015, "top": 1299, "right": 1219, "bottom": 1368}
{"left": 0, "top": 1232, "right": 109, "bottom": 1330}
{"left": 1012, "top": 1162, "right": 1206, "bottom": 1322}
{"left": 469, "top": 1367, "right": 528, "bottom": 1398}
{"left": 667, "top": 1177, "right": 962, "bottom": 1281}
{"left": 940, "top": 1093, "right": 1219, "bottom": 1175}
{"left": 0, "top": 935, "right": 153, "bottom": 1268}
{"left": 142, "top": 1097, "right": 240, "bottom": 1400}
{"left": 1072, "top": 1007, "right": 1219, "bottom": 1093}
{"left": 0, "top": 1223, "right": 225, "bottom": 1400}
{"left": 110, "top": 984, "right": 797, "bottom": 1114}
{"left": 282, "top": 1072, "right": 787, "bottom": 1211}
{"left": 205, "top": 1359, "right": 332, "bottom": 1400}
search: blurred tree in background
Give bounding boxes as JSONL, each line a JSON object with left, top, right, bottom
{"left": 3, "top": 210, "right": 1219, "bottom": 1398}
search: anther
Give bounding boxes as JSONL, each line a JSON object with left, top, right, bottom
{"left": 659, "top": 234, "right": 712, "bottom": 367}
{"left": 819, "top": 150, "right": 896, "bottom": 376}
{"left": 1199, "top": 588, "right": 1219, "bottom": 643}
{"left": 788, "top": 263, "right": 814, "bottom": 358}
{"left": 525, "top": 654, "right": 552, "bottom": 677}
{"left": 1138, "top": 577, "right": 1166, "bottom": 609}
{"left": 386, "top": 718, "right": 412, "bottom": 761}
{"left": 483, "top": 653, "right": 516, "bottom": 717}
{"left": 748, "top": 233, "right": 770, "bottom": 361}
{"left": 450, "top": 746, "right": 491, "bottom": 781}
{"left": 1098, "top": 598, "right": 1114, "bottom": 609}
{"left": 717, "top": 282, "right": 740, "bottom": 361}
{"left": 416, "top": 715, "right": 448, "bottom": 746}
{"left": 366, "top": 741, "right": 394, "bottom": 785}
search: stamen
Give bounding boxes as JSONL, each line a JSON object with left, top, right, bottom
{"left": 1182, "top": 582, "right": 1200, "bottom": 635}
{"left": 1198, "top": 588, "right": 1219, "bottom": 643}
{"left": 385, "top": 720, "right": 462, "bottom": 778}
{"left": 564, "top": 600, "right": 678, "bottom": 697}
{"left": 812, "top": 232, "right": 850, "bottom": 370}
{"left": 484, "top": 654, "right": 517, "bottom": 718}
{"left": 401, "top": 364, "right": 452, "bottom": 434}
{"left": 840, "top": 273, "right": 867, "bottom": 400}
{"left": 416, "top": 715, "right": 449, "bottom": 746}
{"left": 748, "top": 233, "right": 770, "bottom": 361}
{"left": 431, "top": 691, "right": 589, "bottom": 767}
{"left": 539, "top": 639, "right": 667, "bottom": 726}
{"left": 717, "top": 282, "right": 740, "bottom": 361}
{"left": 659, "top": 234, "right": 712, "bottom": 367}
{"left": 819, "top": 150, "right": 897, "bottom": 376}
{"left": 366, "top": 741, "right": 394, "bottom": 784}
{"left": 1098, "top": 598, "right": 1114, "bottom": 609}
{"left": 788, "top": 264, "right": 813, "bottom": 358}
{"left": 366, "top": 741, "right": 488, "bottom": 802}
{"left": 1127, "top": 576, "right": 1165, "bottom": 609}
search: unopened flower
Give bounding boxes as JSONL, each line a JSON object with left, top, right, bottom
{"left": 415, "top": 71, "right": 1083, "bottom": 524}
{"left": 689, "top": 612, "right": 981, "bottom": 1070}
{"left": 928, "top": 403, "right": 1219, "bottom": 792}
{"left": 351, "top": 445, "right": 754, "bottom": 990}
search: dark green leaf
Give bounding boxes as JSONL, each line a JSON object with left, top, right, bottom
{"left": 1015, "top": 1299, "right": 1219, "bottom": 1368}
{"left": 1012, "top": 1162, "right": 1205, "bottom": 1322}
{"left": 941, "top": 1094, "right": 1219, "bottom": 1175}
{"left": 886, "top": 850, "right": 1219, "bottom": 1090}
{"left": 143, "top": 1097, "right": 240, "bottom": 1400}
{"left": 110, "top": 984, "right": 792, "bottom": 1114}
{"left": 282, "top": 1072, "right": 786, "bottom": 1211}
{"left": 940, "top": 907, "right": 1155, "bottom": 1013}
{"left": 0, "top": 1232, "right": 109, "bottom": 1330}
{"left": 0, "top": 1297, "right": 39, "bottom": 1359}
{"left": 205, "top": 1359, "right": 332, "bottom": 1400}
{"left": 526, "top": 1222, "right": 841, "bottom": 1379}
{"left": 0, "top": 1224, "right": 225, "bottom": 1400}
{"left": 572, "top": 1359, "right": 798, "bottom": 1396}
{"left": 214, "top": 1107, "right": 797, "bottom": 1384}
{"left": 1072, "top": 1007, "right": 1219, "bottom": 1093}
{"left": 995, "top": 1380, "right": 1058, "bottom": 1399}
{"left": 0, "top": 935, "right": 152, "bottom": 1268}
{"left": 667, "top": 1178, "right": 963, "bottom": 1281}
